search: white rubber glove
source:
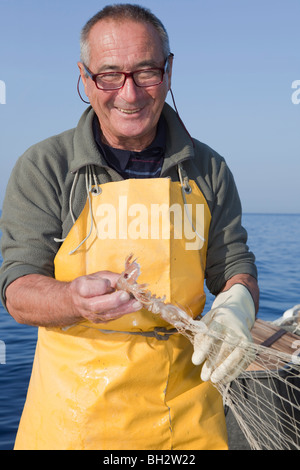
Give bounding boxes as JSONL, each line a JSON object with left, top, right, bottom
{"left": 192, "top": 284, "right": 256, "bottom": 384}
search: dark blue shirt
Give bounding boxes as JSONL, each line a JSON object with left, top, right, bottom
{"left": 93, "top": 115, "right": 166, "bottom": 179}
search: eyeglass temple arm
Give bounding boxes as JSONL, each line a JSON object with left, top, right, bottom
{"left": 77, "top": 74, "right": 90, "bottom": 104}
{"left": 169, "top": 88, "right": 195, "bottom": 149}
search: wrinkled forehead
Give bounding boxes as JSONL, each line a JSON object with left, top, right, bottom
{"left": 87, "top": 18, "right": 165, "bottom": 68}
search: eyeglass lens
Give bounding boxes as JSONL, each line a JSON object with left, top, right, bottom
{"left": 95, "top": 69, "right": 164, "bottom": 90}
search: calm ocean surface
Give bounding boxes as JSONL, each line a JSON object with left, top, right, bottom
{"left": 0, "top": 213, "right": 299, "bottom": 450}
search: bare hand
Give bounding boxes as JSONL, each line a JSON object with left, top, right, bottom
{"left": 68, "top": 271, "right": 142, "bottom": 324}
{"left": 6, "top": 271, "right": 142, "bottom": 328}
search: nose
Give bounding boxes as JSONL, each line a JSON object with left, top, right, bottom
{"left": 118, "top": 75, "right": 144, "bottom": 102}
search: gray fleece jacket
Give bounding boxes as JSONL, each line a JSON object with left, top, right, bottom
{"left": 0, "top": 103, "right": 257, "bottom": 306}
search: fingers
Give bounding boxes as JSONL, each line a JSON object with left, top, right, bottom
{"left": 211, "top": 344, "right": 255, "bottom": 384}
{"left": 200, "top": 344, "right": 252, "bottom": 384}
{"left": 193, "top": 328, "right": 252, "bottom": 384}
{"left": 87, "top": 290, "right": 142, "bottom": 323}
{"left": 192, "top": 333, "right": 215, "bottom": 365}
{"left": 69, "top": 270, "right": 143, "bottom": 324}
{"left": 209, "top": 346, "right": 245, "bottom": 383}
{"left": 75, "top": 271, "right": 120, "bottom": 297}
{"left": 88, "top": 271, "right": 123, "bottom": 290}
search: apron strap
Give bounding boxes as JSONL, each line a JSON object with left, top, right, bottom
{"left": 75, "top": 324, "right": 178, "bottom": 341}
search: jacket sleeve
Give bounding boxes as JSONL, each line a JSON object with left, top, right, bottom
{"left": 0, "top": 147, "right": 64, "bottom": 308}
{"left": 203, "top": 153, "right": 257, "bottom": 295}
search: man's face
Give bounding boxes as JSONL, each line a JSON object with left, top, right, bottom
{"left": 78, "top": 19, "right": 172, "bottom": 151}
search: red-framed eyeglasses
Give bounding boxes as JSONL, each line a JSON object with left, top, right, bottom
{"left": 82, "top": 53, "right": 173, "bottom": 91}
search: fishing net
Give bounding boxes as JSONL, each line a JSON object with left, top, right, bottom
{"left": 172, "top": 315, "right": 300, "bottom": 450}
{"left": 212, "top": 326, "right": 300, "bottom": 450}
{"left": 117, "top": 255, "right": 300, "bottom": 450}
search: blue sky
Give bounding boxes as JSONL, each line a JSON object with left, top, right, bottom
{"left": 0, "top": 0, "right": 299, "bottom": 213}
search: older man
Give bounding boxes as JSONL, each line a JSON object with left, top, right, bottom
{"left": 0, "top": 4, "right": 258, "bottom": 450}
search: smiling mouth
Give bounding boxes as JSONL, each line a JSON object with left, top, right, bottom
{"left": 117, "top": 107, "right": 142, "bottom": 115}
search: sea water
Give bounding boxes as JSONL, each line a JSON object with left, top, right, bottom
{"left": 0, "top": 213, "right": 299, "bottom": 450}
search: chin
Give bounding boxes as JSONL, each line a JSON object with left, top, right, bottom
{"left": 115, "top": 124, "right": 152, "bottom": 140}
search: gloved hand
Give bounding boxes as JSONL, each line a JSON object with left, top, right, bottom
{"left": 192, "top": 284, "right": 256, "bottom": 384}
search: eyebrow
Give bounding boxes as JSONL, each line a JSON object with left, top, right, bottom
{"left": 95, "top": 59, "right": 162, "bottom": 74}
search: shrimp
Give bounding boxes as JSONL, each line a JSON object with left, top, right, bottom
{"left": 116, "top": 254, "right": 207, "bottom": 340}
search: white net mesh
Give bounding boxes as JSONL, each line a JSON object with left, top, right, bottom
{"left": 117, "top": 255, "right": 300, "bottom": 450}
{"left": 178, "top": 317, "right": 300, "bottom": 450}
{"left": 215, "top": 332, "right": 300, "bottom": 450}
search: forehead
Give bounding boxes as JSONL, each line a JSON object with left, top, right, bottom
{"left": 87, "top": 19, "right": 164, "bottom": 69}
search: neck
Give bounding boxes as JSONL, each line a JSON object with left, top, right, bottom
{"left": 100, "top": 128, "right": 157, "bottom": 152}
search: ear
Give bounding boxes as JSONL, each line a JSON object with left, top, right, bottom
{"left": 77, "top": 62, "right": 88, "bottom": 91}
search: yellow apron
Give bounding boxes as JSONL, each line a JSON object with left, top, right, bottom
{"left": 14, "top": 178, "right": 228, "bottom": 450}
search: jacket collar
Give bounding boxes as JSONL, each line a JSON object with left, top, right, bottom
{"left": 70, "top": 102, "right": 195, "bottom": 174}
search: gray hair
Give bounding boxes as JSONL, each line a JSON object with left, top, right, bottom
{"left": 80, "top": 3, "right": 171, "bottom": 66}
